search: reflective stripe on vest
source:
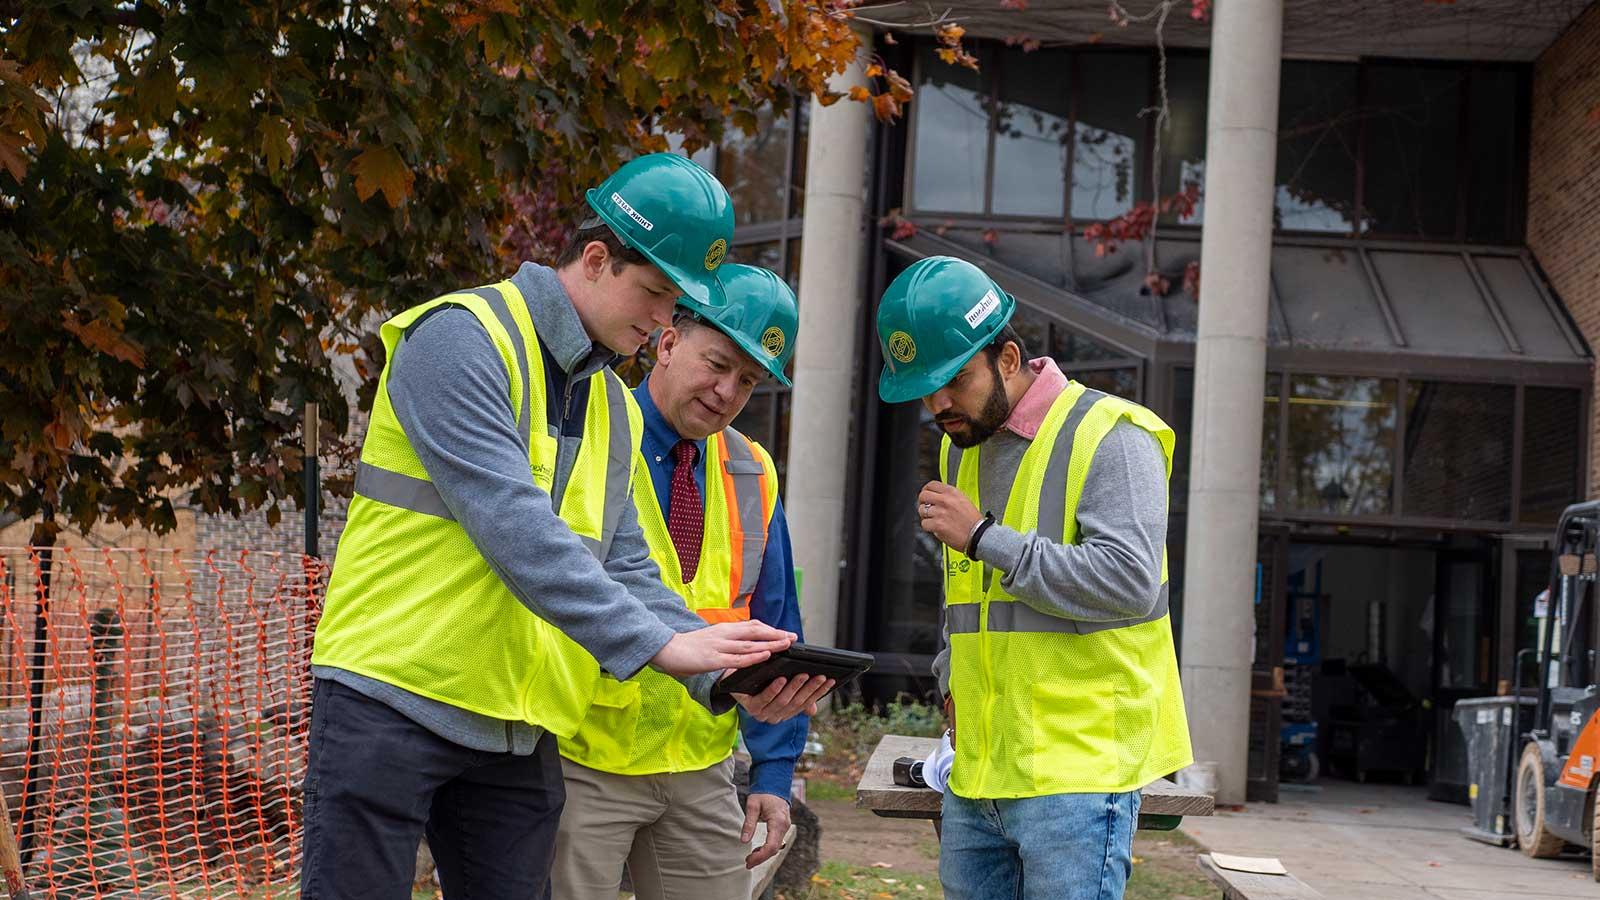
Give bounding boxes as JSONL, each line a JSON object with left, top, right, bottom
{"left": 312, "top": 279, "right": 643, "bottom": 738}
{"left": 559, "top": 426, "right": 779, "bottom": 776}
{"left": 938, "top": 381, "right": 1191, "bottom": 799}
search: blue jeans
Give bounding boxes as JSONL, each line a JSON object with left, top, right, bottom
{"left": 939, "top": 789, "right": 1141, "bottom": 900}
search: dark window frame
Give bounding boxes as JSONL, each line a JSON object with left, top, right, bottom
{"left": 901, "top": 41, "right": 1531, "bottom": 245}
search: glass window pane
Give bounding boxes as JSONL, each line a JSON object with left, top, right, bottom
{"left": 774, "top": 390, "right": 792, "bottom": 490}
{"left": 992, "top": 48, "right": 1069, "bottom": 218}
{"left": 717, "top": 106, "right": 792, "bottom": 225}
{"left": 730, "top": 240, "right": 781, "bottom": 271}
{"left": 1050, "top": 325, "right": 1125, "bottom": 364}
{"left": 1159, "top": 54, "right": 1208, "bottom": 225}
{"left": 1363, "top": 63, "right": 1464, "bottom": 238}
{"left": 1275, "top": 61, "right": 1360, "bottom": 233}
{"left": 912, "top": 43, "right": 990, "bottom": 213}
{"left": 1010, "top": 305, "right": 1051, "bottom": 361}
{"left": 867, "top": 402, "right": 948, "bottom": 655}
{"left": 784, "top": 238, "right": 802, "bottom": 293}
{"left": 1262, "top": 378, "right": 1280, "bottom": 510}
{"left": 1401, "top": 381, "right": 1513, "bottom": 521}
{"left": 790, "top": 98, "right": 809, "bottom": 219}
{"left": 1073, "top": 53, "right": 1148, "bottom": 221}
{"left": 1520, "top": 387, "right": 1582, "bottom": 524}
{"left": 731, "top": 392, "right": 776, "bottom": 451}
{"left": 1466, "top": 68, "right": 1523, "bottom": 243}
{"left": 1170, "top": 367, "right": 1279, "bottom": 511}
{"left": 1070, "top": 367, "right": 1140, "bottom": 402}
{"left": 1285, "top": 375, "right": 1396, "bottom": 515}
{"left": 1172, "top": 367, "right": 1194, "bottom": 503}
{"left": 1514, "top": 548, "right": 1552, "bottom": 688}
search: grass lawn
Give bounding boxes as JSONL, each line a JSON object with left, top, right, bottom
{"left": 790, "top": 699, "right": 1218, "bottom": 900}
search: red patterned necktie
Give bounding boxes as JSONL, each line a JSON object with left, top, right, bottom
{"left": 667, "top": 439, "right": 704, "bottom": 581}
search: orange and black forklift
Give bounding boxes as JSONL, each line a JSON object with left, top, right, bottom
{"left": 1510, "top": 501, "right": 1600, "bottom": 877}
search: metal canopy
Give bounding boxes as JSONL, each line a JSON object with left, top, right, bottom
{"left": 886, "top": 229, "right": 1592, "bottom": 384}
{"left": 860, "top": 0, "right": 1589, "bottom": 63}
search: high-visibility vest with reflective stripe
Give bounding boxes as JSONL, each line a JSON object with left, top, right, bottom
{"left": 311, "top": 279, "right": 644, "bottom": 737}
{"left": 940, "top": 382, "right": 1192, "bottom": 799}
{"left": 560, "top": 427, "right": 779, "bottom": 775}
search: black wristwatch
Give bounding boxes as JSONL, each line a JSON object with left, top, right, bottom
{"left": 966, "top": 512, "right": 997, "bottom": 557}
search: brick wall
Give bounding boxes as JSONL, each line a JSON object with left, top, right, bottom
{"left": 1528, "top": 0, "right": 1600, "bottom": 497}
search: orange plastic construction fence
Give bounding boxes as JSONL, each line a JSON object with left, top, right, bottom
{"left": 0, "top": 547, "right": 324, "bottom": 899}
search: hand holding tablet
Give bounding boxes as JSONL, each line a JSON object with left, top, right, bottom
{"left": 714, "top": 643, "right": 876, "bottom": 712}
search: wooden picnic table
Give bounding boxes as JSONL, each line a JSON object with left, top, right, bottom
{"left": 856, "top": 734, "right": 1214, "bottom": 832}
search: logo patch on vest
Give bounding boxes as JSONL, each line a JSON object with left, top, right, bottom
{"left": 964, "top": 290, "right": 1001, "bottom": 328}
{"left": 704, "top": 238, "right": 727, "bottom": 271}
{"left": 888, "top": 330, "right": 917, "bottom": 364}
{"left": 761, "top": 326, "right": 786, "bottom": 358}
{"left": 611, "top": 192, "right": 654, "bottom": 231}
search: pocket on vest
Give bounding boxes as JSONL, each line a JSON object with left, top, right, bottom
{"left": 1031, "top": 680, "right": 1116, "bottom": 771}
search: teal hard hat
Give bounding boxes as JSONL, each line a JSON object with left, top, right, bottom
{"left": 685, "top": 264, "right": 798, "bottom": 386}
{"left": 585, "top": 153, "right": 735, "bottom": 310}
{"left": 875, "top": 256, "right": 1016, "bottom": 403}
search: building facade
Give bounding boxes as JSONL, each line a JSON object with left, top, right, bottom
{"left": 773, "top": 1, "right": 1600, "bottom": 805}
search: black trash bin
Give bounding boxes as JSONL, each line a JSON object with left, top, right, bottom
{"left": 1453, "top": 695, "right": 1538, "bottom": 846}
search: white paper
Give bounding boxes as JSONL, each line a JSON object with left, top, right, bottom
{"left": 1210, "top": 853, "right": 1289, "bottom": 876}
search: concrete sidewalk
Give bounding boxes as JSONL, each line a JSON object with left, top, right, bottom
{"left": 1179, "top": 781, "right": 1594, "bottom": 899}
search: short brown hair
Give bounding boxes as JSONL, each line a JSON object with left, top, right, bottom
{"left": 553, "top": 213, "right": 649, "bottom": 272}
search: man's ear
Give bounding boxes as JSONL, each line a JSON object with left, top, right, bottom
{"left": 581, "top": 241, "right": 611, "bottom": 281}
{"left": 656, "top": 326, "right": 681, "bottom": 365}
{"left": 1000, "top": 341, "right": 1023, "bottom": 379}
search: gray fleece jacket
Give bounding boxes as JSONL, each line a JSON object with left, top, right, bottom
{"left": 314, "top": 262, "right": 723, "bottom": 755}
{"left": 931, "top": 419, "right": 1169, "bottom": 698}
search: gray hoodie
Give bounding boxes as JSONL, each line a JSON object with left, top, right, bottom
{"left": 314, "top": 262, "right": 725, "bottom": 755}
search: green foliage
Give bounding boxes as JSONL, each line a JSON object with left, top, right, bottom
{"left": 805, "top": 695, "right": 945, "bottom": 788}
{"left": 0, "top": 0, "right": 864, "bottom": 540}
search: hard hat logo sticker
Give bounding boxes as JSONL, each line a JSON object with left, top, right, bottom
{"left": 611, "top": 192, "right": 654, "bottom": 231}
{"left": 761, "top": 326, "right": 786, "bottom": 358}
{"left": 888, "top": 330, "right": 917, "bottom": 364}
{"left": 704, "top": 238, "right": 727, "bottom": 271}
{"left": 964, "top": 290, "right": 1001, "bottom": 329}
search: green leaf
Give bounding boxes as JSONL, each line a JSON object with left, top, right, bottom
{"left": 260, "top": 117, "right": 291, "bottom": 172}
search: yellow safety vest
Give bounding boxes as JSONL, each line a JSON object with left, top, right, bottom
{"left": 311, "top": 279, "right": 643, "bottom": 737}
{"left": 560, "top": 427, "right": 779, "bottom": 774}
{"left": 941, "top": 382, "right": 1192, "bottom": 799}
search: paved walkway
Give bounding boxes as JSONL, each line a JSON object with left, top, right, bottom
{"left": 1179, "top": 781, "right": 1594, "bottom": 898}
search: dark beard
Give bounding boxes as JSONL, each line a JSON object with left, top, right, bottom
{"left": 942, "top": 362, "right": 1011, "bottom": 448}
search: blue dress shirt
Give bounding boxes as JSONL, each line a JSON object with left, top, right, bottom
{"left": 634, "top": 376, "right": 808, "bottom": 800}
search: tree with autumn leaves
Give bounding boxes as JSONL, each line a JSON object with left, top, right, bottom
{"left": 0, "top": 1, "right": 881, "bottom": 545}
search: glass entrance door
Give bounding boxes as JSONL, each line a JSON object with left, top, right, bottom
{"left": 1430, "top": 547, "right": 1495, "bottom": 803}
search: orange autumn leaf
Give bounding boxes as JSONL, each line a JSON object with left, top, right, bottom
{"left": 61, "top": 314, "right": 146, "bottom": 367}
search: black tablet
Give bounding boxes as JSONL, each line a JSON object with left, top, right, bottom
{"left": 713, "top": 643, "right": 875, "bottom": 700}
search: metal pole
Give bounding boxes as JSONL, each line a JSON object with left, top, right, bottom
{"left": 18, "top": 528, "right": 51, "bottom": 858}
{"left": 304, "top": 402, "right": 320, "bottom": 559}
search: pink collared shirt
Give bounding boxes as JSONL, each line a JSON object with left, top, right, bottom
{"left": 1002, "top": 357, "right": 1069, "bottom": 440}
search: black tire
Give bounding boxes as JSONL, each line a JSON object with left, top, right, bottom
{"left": 1590, "top": 787, "right": 1599, "bottom": 882}
{"left": 1516, "top": 742, "right": 1566, "bottom": 859}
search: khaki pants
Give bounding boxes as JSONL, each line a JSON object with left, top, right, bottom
{"left": 552, "top": 756, "right": 753, "bottom": 900}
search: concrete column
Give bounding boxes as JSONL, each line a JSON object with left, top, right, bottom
{"left": 786, "top": 35, "right": 873, "bottom": 648}
{"left": 1179, "top": 0, "right": 1283, "bottom": 806}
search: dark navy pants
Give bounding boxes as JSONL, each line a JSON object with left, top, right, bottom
{"left": 299, "top": 679, "right": 565, "bottom": 900}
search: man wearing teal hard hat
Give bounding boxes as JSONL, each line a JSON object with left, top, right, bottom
{"left": 875, "top": 256, "right": 1192, "bottom": 900}
{"left": 303, "top": 156, "right": 815, "bottom": 900}
{"left": 553, "top": 265, "right": 823, "bottom": 900}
